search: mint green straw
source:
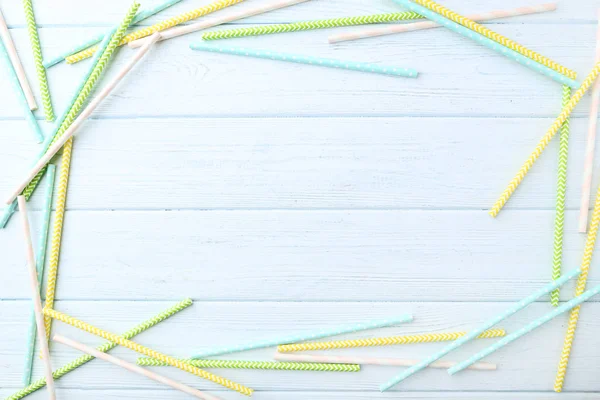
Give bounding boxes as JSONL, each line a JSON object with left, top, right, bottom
{"left": 201, "top": 11, "right": 423, "bottom": 40}
{"left": 21, "top": 164, "right": 56, "bottom": 386}
{"left": 137, "top": 358, "right": 360, "bottom": 372}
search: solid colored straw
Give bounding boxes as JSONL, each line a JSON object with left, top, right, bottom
{"left": 137, "top": 358, "right": 360, "bottom": 372}
{"left": 22, "top": 0, "right": 54, "bottom": 121}
{"left": 450, "top": 283, "right": 600, "bottom": 376}
{"left": 274, "top": 353, "right": 496, "bottom": 371}
{"left": 578, "top": 11, "right": 600, "bottom": 233}
{"left": 392, "top": 0, "right": 578, "bottom": 88}
{"left": 379, "top": 268, "right": 581, "bottom": 391}
{"left": 129, "top": 0, "right": 310, "bottom": 48}
{"left": 6, "top": 33, "right": 161, "bottom": 206}
{"left": 200, "top": 11, "right": 423, "bottom": 40}
{"left": 6, "top": 299, "right": 192, "bottom": 400}
{"left": 550, "top": 85, "right": 572, "bottom": 307}
{"left": 410, "top": 0, "right": 576, "bottom": 80}
{"left": 554, "top": 181, "right": 600, "bottom": 391}
{"left": 43, "top": 2, "right": 141, "bottom": 341}
{"left": 277, "top": 328, "right": 505, "bottom": 352}
{"left": 489, "top": 62, "right": 600, "bottom": 218}
{"left": 43, "top": 308, "right": 253, "bottom": 396}
{"left": 0, "top": 29, "right": 43, "bottom": 143}
{"left": 329, "top": 3, "right": 557, "bottom": 44}
{"left": 22, "top": 164, "right": 56, "bottom": 386}
{"left": 54, "top": 335, "right": 221, "bottom": 400}
{"left": 190, "top": 43, "right": 419, "bottom": 78}
{"left": 17, "top": 196, "right": 56, "bottom": 400}
{"left": 191, "top": 315, "right": 413, "bottom": 359}
{"left": 0, "top": 8, "right": 37, "bottom": 110}
{"left": 66, "top": 0, "right": 246, "bottom": 64}
{"left": 43, "top": 0, "right": 184, "bottom": 68}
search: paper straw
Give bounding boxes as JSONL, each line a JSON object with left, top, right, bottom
{"left": 190, "top": 43, "right": 418, "bottom": 78}
{"left": 129, "top": 0, "right": 310, "bottom": 48}
{"left": 43, "top": 2, "right": 141, "bottom": 341}
{"left": 200, "top": 11, "right": 422, "bottom": 41}
{"left": 578, "top": 11, "right": 600, "bottom": 233}
{"left": 44, "top": 308, "right": 253, "bottom": 396}
{"left": 137, "top": 358, "right": 360, "bottom": 372}
{"left": 191, "top": 314, "right": 413, "bottom": 359}
{"left": 329, "top": 3, "right": 557, "bottom": 44}
{"left": 7, "top": 299, "right": 192, "bottom": 400}
{"left": 274, "top": 353, "right": 496, "bottom": 371}
{"left": 66, "top": 0, "right": 246, "bottom": 64}
{"left": 410, "top": 0, "right": 576, "bottom": 79}
{"left": 22, "top": 0, "right": 54, "bottom": 121}
{"left": 392, "top": 0, "right": 578, "bottom": 88}
{"left": 379, "top": 268, "right": 581, "bottom": 391}
{"left": 54, "top": 335, "right": 221, "bottom": 400}
{"left": 5, "top": 33, "right": 161, "bottom": 206}
{"left": 43, "top": 0, "right": 184, "bottom": 68}
{"left": 0, "top": 8, "right": 37, "bottom": 110}
{"left": 450, "top": 283, "right": 600, "bottom": 375}
{"left": 489, "top": 62, "right": 600, "bottom": 218}
{"left": 0, "top": 27, "right": 43, "bottom": 143}
{"left": 17, "top": 196, "right": 56, "bottom": 400}
{"left": 277, "top": 328, "right": 505, "bottom": 352}
{"left": 22, "top": 164, "right": 56, "bottom": 386}
{"left": 550, "top": 85, "right": 572, "bottom": 307}
{"left": 554, "top": 181, "right": 600, "bottom": 391}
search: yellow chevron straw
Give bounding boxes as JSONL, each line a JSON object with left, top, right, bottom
{"left": 411, "top": 0, "right": 576, "bottom": 79}
{"left": 66, "top": 0, "right": 245, "bottom": 64}
{"left": 43, "top": 308, "right": 254, "bottom": 396}
{"left": 490, "top": 62, "right": 600, "bottom": 217}
{"left": 277, "top": 329, "right": 506, "bottom": 352}
{"left": 554, "top": 181, "right": 600, "bottom": 391}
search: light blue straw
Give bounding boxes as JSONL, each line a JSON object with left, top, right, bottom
{"left": 0, "top": 29, "right": 115, "bottom": 230}
{"left": 449, "top": 282, "right": 600, "bottom": 375}
{"left": 191, "top": 314, "right": 413, "bottom": 359}
{"left": 392, "top": 0, "right": 579, "bottom": 88}
{"left": 0, "top": 36, "right": 44, "bottom": 143}
{"left": 43, "top": 0, "right": 183, "bottom": 68}
{"left": 190, "top": 42, "right": 419, "bottom": 78}
{"left": 22, "top": 164, "right": 56, "bottom": 386}
{"left": 379, "top": 268, "right": 582, "bottom": 391}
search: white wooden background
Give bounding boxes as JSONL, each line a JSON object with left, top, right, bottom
{"left": 1, "top": 0, "right": 600, "bottom": 398}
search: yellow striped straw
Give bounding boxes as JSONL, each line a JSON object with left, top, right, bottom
{"left": 411, "top": 0, "right": 576, "bottom": 79}
{"left": 490, "top": 62, "right": 600, "bottom": 217}
{"left": 66, "top": 0, "right": 245, "bottom": 64}
{"left": 553, "top": 181, "right": 600, "bottom": 391}
{"left": 43, "top": 308, "right": 253, "bottom": 396}
{"left": 277, "top": 329, "right": 506, "bottom": 352}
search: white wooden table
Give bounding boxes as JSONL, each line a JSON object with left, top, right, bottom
{"left": 1, "top": 0, "right": 600, "bottom": 398}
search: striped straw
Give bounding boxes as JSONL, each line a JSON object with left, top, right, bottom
{"left": 137, "top": 358, "right": 361, "bottom": 372}
{"left": 190, "top": 43, "right": 419, "bottom": 78}
{"left": 191, "top": 315, "right": 413, "bottom": 359}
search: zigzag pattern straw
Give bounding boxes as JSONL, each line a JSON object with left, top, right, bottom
{"left": 554, "top": 179, "right": 600, "bottom": 391}
{"left": 277, "top": 329, "right": 505, "bottom": 352}
{"left": 137, "top": 358, "right": 360, "bottom": 372}
{"left": 66, "top": 0, "right": 245, "bottom": 64}
{"left": 43, "top": 2, "right": 141, "bottom": 339}
{"left": 43, "top": 308, "right": 253, "bottom": 396}
{"left": 7, "top": 299, "right": 192, "bottom": 400}
{"left": 201, "top": 11, "right": 423, "bottom": 40}
{"left": 551, "top": 85, "right": 572, "bottom": 307}
{"left": 490, "top": 62, "right": 600, "bottom": 217}
{"left": 22, "top": 0, "right": 54, "bottom": 121}
{"left": 411, "top": 0, "right": 576, "bottom": 79}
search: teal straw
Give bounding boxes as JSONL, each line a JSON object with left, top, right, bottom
{"left": 379, "top": 268, "right": 582, "bottom": 391}
{"left": 191, "top": 314, "right": 413, "bottom": 358}
{"left": 448, "top": 282, "right": 600, "bottom": 375}
{"left": 43, "top": 0, "right": 183, "bottom": 68}
{"left": 22, "top": 164, "right": 56, "bottom": 386}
